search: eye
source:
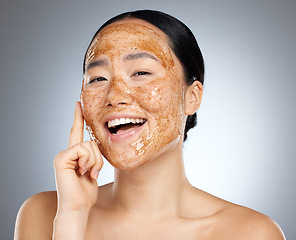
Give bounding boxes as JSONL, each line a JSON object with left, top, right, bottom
{"left": 88, "top": 77, "right": 107, "bottom": 84}
{"left": 133, "top": 71, "right": 151, "bottom": 77}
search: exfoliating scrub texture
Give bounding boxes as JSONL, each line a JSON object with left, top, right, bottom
{"left": 81, "top": 20, "right": 187, "bottom": 170}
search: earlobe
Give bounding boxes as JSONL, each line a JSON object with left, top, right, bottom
{"left": 184, "top": 81, "right": 203, "bottom": 115}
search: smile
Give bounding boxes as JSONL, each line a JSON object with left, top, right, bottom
{"left": 106, "top": 117, "right": 147, "bottom": 135}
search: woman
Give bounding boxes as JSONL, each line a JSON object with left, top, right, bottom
{"left": 14, "top": 10, "right": 285, "bottom": 239}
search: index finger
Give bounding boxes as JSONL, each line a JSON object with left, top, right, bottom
{"left": 68, "top": 101, "right": 84, "bottom": 148}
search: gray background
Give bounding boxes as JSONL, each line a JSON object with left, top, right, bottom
{"left": 1, "top": 0, "right": 295, "bottom": 239}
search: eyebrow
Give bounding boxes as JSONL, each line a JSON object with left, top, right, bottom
{"left": 85, "top": 52, "right": 158, "bottom": 71}
{"left": 123, "top": 52, "right": 158, "bottom": 62}
{"left": 85, "top": 59, "right": 108, "bottom": 70}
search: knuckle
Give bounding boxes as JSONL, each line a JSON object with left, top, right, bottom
{"left": 96, "top": 159, "right": 104, "bottom": 169}
{"left": 54, "top": 151, "right": 64, "bottom": 163}
{"left": 83, "top": 147, "right": 90, "bottom": 159}
{"left": 71, "top": 142, "right": 84, "bottom": 151}
{"left": 85, "top": 141, "right": 93, "bottom": 148}
{"left": 91, "top": 140, "right": 98, "bottom": 147}
{"left": 85, "top": 146, "right": 91, "bottom": 156}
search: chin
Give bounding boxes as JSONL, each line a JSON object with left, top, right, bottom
{"left": 97, "top": 133, "right": 182, "bottom": 171}
{"left": 98, "top": 143, "right": 154, "bottom": 170}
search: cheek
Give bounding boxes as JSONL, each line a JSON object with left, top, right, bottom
{"left": 134, "top": 74, "right": 185, "bottom": 117}
{"left": 125, "top": 76, "right": 185, "bottom": 162}
{"left": 80, "top": 89, "right": 106, "bottom": 125}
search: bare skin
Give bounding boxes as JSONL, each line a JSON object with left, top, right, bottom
{"left": 14, "top": 18, "right": 285, "bottom": 240}
{"left": 14, "top": 103, "right": 285, "bottom": 240}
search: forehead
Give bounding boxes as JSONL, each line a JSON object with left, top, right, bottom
{"left": 102, "top": 18, "right": 167, "bottom": 39}
{"left": 85, "top": 19, "right": 174, "bottom": 68}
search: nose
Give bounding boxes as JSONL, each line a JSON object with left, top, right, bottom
{"left": 105, "top": 75, "right": 132, "bottom": 107}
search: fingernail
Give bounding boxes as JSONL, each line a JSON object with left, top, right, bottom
{"left": 81, "top": 169, "right": 88, "bottom": 175}
{"left": 93, "top": 171, "right": 99, "bottom": 180}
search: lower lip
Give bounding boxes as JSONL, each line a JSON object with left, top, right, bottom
{"left": 106, "top": 122, "right": 146, "bottom": 143}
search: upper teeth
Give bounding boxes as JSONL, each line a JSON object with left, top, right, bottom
{"left": 107, "top": 118, "right": 145, "bottom": 128}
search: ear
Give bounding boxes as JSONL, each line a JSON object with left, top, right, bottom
{"left": 184, "top": 81, "right": 203, "bottom": 115}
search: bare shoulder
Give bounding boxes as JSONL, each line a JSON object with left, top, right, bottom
{"left": 214, "top": 203, "right": 286, "bottom": 240}
{"left": 185, "top": 187, "right": 285, "bottom": 240}
{"left": 14, "top": 191, "right": 57, "bottom": 240}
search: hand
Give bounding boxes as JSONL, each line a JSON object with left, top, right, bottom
{"left": 54, "top": 102, "right": 103, "bottom": 212}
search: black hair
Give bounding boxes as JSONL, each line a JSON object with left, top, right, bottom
{"left": 83, "top": 10, "right": 204, "bottom": 141}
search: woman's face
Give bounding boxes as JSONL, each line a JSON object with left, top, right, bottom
{"left": 81, "top": 18, "right": 188, "bottom": 170}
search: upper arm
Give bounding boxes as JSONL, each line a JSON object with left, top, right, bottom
{"left": 14, "top": 191, "right": 57, "bottom": 240}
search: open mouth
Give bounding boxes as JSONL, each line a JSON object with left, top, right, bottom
{"left": 107, "top": 117, "right": 147, "bottom": 135}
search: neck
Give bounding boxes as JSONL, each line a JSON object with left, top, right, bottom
{"left": 110, "top": 140, "right": 190, "bottom": 218}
